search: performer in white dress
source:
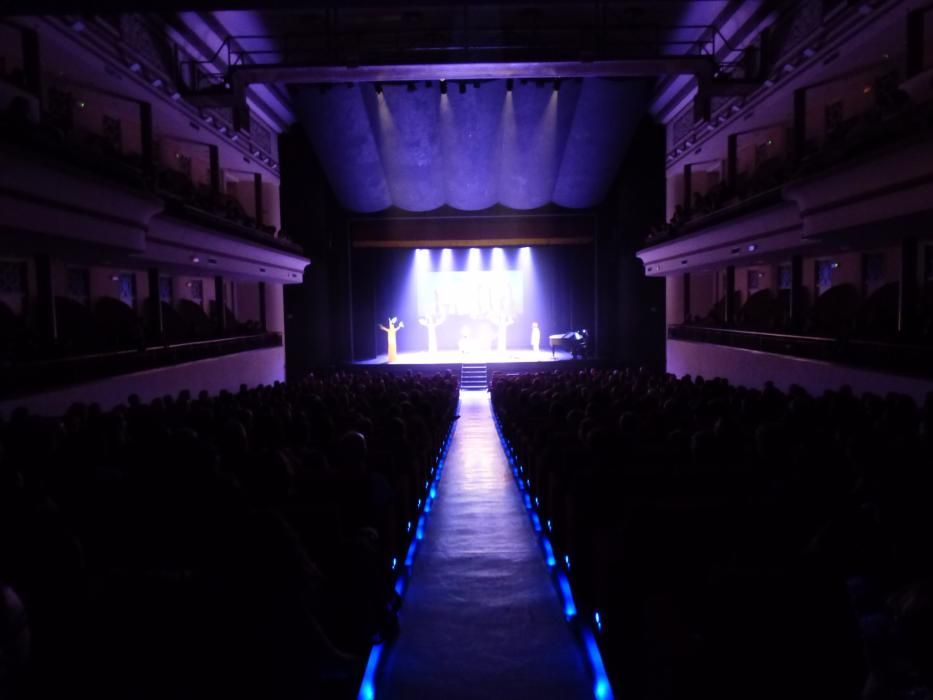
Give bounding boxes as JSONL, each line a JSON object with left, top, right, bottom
{"left": 492, "top": 312, "right": 514, "bottom": 353}
{"left": 531, "top": 322, "right": 541, "bottom": 353}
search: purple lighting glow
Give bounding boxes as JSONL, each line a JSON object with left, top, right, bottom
{"left": 295, "top": 79, "right": 650, "bottom": 213}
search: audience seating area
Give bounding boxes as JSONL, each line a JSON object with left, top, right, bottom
{"left": 682, "top": 280, "right": 933, "bottom": 353}
{"left": 492, "top": 368, "right": 933, "bottom": 700}
{"left": 0, "top": 371, "right": 459, "bottom": 698}
{"left": 0, "top": 294, "right": 261, "bottom": 370}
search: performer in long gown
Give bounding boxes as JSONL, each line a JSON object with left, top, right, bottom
{"left": 492, "top": 312, "right": 514, "bottom": 352}
{"left": 378, "top": 317, "right": 404, "bottom": 363}
{"left": 531, "top": 321, "right": 541, "bottom": 353}
{"left": 418, "top": 312, "right": 445, "bottom": 355}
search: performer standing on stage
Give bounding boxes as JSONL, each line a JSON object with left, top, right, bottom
{"left": 418, "top": 311, "right": 445, "bottom": 354}
{"left": 491, "top": 311, "right": 514, "bottom": 352}
{"left": 531, "top": 321, "right": 541, "bottom": 353}
{"left": 378, "top": 317, "right": 404, "bottom": 363}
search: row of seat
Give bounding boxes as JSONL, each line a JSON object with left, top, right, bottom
{"left": 0, "top": 371, "right": 459, "bottom": 698}
{"left": 492, "top": 368, "right": 933, "bottom": 700}
{"left": 0, "top": 296, "right": 261, "bottom": 364}
{"left": 690, "top": 281, "right": 933, "bottom": 341}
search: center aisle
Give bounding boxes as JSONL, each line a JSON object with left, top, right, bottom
{"left": 376, "top": 391, "right": 592, "bottom": 699}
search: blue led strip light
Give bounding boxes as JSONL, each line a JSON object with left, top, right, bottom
{"left": 492, "top": 410, "right": 616, "bottom": 700}
{"left": 357, "top": 406, "right": 457, "bottom": 700}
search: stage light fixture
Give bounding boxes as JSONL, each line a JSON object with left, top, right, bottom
{"left": 440, "top": 80, "right": 447, "bottom": 95}
{"left": 375, "top": 82, "right": 383, "bottom": 95}
{"left": 506, "top": 78, "right": 513, "bottom": 92}
{"left": 458, "top": 81, "right": 466, "bottom": 94}
{"left": 407, "top": 81, "right": 416, "bottom": 92}
{"left": 554, "top": 78, "right": 561, "bottom": 92}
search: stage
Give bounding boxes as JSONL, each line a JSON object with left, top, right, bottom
{"left": 354, "top": 348, "right": 576, "bottom": 365}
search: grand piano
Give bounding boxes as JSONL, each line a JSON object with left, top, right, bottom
{"left": 549, "top": 329, "right": 589, "bottom": 359}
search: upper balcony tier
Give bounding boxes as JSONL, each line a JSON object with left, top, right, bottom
{"left": 640, "top": 96, "right": 933, "bottom": 276}
{"left": 0, "top": 102, "right": 308, "bottom": 284}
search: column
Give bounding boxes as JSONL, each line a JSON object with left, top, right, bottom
{"left": 907, "top": 9, "right": 926, "bottom": 79}
{"left": 254, "top": 173, "right": 263, "bottom": 228}
{"left": 898, "top": 237, "right": 918, "bottom": 337}
{"left": 139, "top": 102, "right": 154, "bottom": 175}
{"left": 793, "top": 89, "right": 807, "bottom": 164}
{"left": 258, "top": 281, "right": 267, "bottom": 332}
{"left": 724, "top": 265, "right": 736, "bottom": 326}
{"left": 726, "top": 134, "right": 738, "bottom": 191}
{"left": 34, "top": 254, "right": 57, "bottom": 343}
{"left": 683, "top": 163, "right": 693, "bottom": 209}
{"left": 789, "top": 254, "right": 804, "bottom": 330}
{"left": 683, "top": 272, "right": 691, "bottom": 324}
{"left": 214, "top": 275, "right": 226, "bottom": 334}
{"left": 209, "top": 145, "right": 220, "bottom": 197}
{"left": 21, "top": 27, "right": 42, "bottom": 96}
{"left": 147, "top": 267, "right": 164, "bottom": 345}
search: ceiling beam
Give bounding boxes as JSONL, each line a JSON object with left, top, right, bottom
{"left": 231, "top": 57, "right": 717, "bottom": 88}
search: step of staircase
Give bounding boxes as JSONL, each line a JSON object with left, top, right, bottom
{"left": 460, "top": 363, "right": 488, "bottom": 391}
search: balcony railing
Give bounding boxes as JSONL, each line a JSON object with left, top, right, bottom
{"left": 0, "top": 99, "right": 298, "bottom": 254}
{"left": 0, "top": 332, "right": 282, "bottom": 400}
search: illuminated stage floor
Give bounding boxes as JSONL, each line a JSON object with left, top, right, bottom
{"left": 356, "top": 348, "right": 576, "bottom": 365}
{"left": 375, "top": 391, "right": 592, "bottom": 699}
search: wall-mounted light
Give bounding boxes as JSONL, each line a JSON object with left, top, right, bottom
{"left": 150, "top": 78, "right": 163, "bottom": 88}
{"left": 747, "top": 243, "right": 758, "bottom": 252}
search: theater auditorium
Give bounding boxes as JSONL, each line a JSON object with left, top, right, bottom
{"left": 2, "top": 1, "right": 932, "bottom": 698}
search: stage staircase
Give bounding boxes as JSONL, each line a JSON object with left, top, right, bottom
{"left": 460, "top": 363, "right": 488, "bottom": 391}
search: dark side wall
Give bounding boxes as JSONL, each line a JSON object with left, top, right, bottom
{"left": 280, "top": 126, "right": 352, "bottom": 378}
{"left": 594, "top": 117, "right": 667, "bottom": 370}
